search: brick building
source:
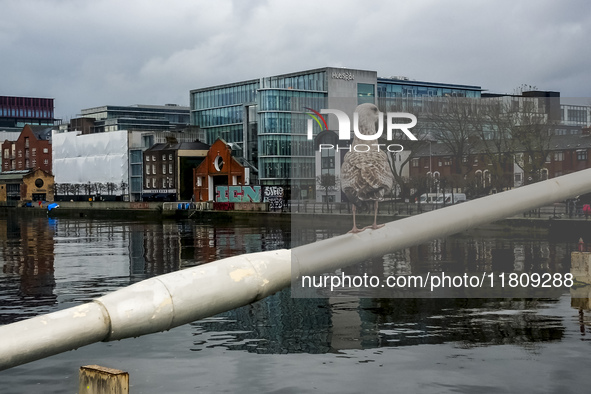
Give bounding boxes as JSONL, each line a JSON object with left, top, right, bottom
{"left": 0, "top": 168, "right": 54, "bottom": 202}
{"left": 2, "top": 125, "right": 52, "bottom": 173}
{"left": 409, "top": 133, "right": 591, "bottom": 194}
{"left": 193, "top": 139, "right": 248, "bottom": 202}
{"left": 142, "top": 140, "right": 209, "bottom": 201}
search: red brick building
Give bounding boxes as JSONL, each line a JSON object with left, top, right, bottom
{"left": 408, "top": 133, "right": 591, "bottom": 193}
{"left": 142, "top": 139, "right": 209, "bottom": 201}
{"left": 2, "top": 125, "right": 52, "bottom": 173}
{"left": 193, "top": 139, "right": 247, "bottom": 202}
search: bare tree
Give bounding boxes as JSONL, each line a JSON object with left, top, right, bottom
{"left": 120, "top": 181, "right": 128, "bottom": 196}
{"left": 475, "top": 98, "right": 517, "bottom": 192}
{"left": 512, "top": 107, "right": 555, "bottom": 185}
{"left": 84, "top": 182, "right": 92, "bottom": 197}
{"left": 427, "top": 97, "right": 479, "bottom": 177}
{"left": 106, "top": 182, "right": 119, "bottom": 195}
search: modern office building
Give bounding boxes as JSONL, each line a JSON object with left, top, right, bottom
{"left": 79, "top": 104, "right": 191, "bottom": 133}
{"left": 559, "top": 104, "right": 590, "bottom": 129}
{"left": 190, "top": 67, "right": 482, "bottom": 198}
{"left": 0, "top": 95, "right": 57, "bottom": 130}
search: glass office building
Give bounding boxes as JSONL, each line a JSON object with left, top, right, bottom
{"left": 190, "top": 67, "right": 481, "bottom": 194}
{"left": 80, "top": 104, "right": 190, "bottom": 133}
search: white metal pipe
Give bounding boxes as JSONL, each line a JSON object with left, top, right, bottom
{"left": 2, "top": 168, "right": 591, "bottom": 370}
{"left": 292, "top": 169, "right": 591, "bottom": 277}
{"left": 0, "top": 302, "right": 110, "bottom": 370}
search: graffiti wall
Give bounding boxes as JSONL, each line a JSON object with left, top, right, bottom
{"left": 215, "top": 186, "right": 261, "bottom": 203}
{"left": 214, "top": 185, "right": 285, "bottom": 210}
{"left": 264, "top": 186, "right": 284, "bottom": 210}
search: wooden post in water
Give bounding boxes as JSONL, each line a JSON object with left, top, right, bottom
{"left": 79, "top": 365, "right": 129, "bottom": 394}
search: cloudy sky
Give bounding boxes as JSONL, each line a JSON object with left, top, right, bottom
{"left": 1, "top": 0, "right": 589, "bottom": 120}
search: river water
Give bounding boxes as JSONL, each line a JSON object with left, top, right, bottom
{"left": 1, "top": 214, "right": 590, "bottom": 393}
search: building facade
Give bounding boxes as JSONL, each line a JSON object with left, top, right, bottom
{"left": 2, "top": 125, "right": 52, "bottom": 174}
{"left": 409, "top": 132, "right": 591, "bottom": 195}
{"left": 193, "top": 139, "right": 248, "bottom": 202}
{"left": 142, "top": 140, "right": 209, "bottom": 201}
{"left": 0, "top": 96, "right": 56, "bottom": 130}
{"left": 190, "top": 67, "right": 482, "bottom": 198}
{"left": 0, "top": 168, "right": 54, "bottom": 202}
{"left": 79, "top": 104, "right": 191, "bottom": 133}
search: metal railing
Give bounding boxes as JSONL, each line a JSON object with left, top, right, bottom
{"left": 2, "top": 169, "right": 591, "bottom": 370}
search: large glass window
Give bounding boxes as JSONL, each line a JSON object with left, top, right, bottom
{"left": 131, "top": 164, "right": 142, "bottom": 176}
{"left": 357, "top": 83, "right": 375, "bottom": 105}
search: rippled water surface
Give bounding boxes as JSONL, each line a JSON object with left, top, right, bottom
{"left": 1, "top": 214, "right": 591, "bottom": 393}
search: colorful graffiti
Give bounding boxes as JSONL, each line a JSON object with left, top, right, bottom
{"left": 215, "top": 186, "right": 262, "bottom": 203}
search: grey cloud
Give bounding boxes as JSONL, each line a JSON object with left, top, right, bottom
{"left": 1, "top": 0, "right": 590, "bottom": 119}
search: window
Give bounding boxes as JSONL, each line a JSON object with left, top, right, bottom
{"left": 18, "top": 150, "right": 22, "bottom": 158}
{"left": 3, "top": 149, "right": 8, "bottom": 159}
{"left": 321, "top": 156, "right": 335, "bottom": 169}
{"left": 44, "top": 159, "right": 48, "bottom": 165}
{"left": 411, "top": 158, "right": 419, "bottom": 167}
{"left": 515, "top": 173, "right": 522, "bottom": 183}
{"left": 162, "top": 164, "right": 166, "bottom": 174}
{"left": 162, "top": 154, "right": 166, "bottom": 161}
{"left": 443, "top": 157, "right": 451, "bottom": 166}
{"left": 32, "top": 148, "right": 36, "bottom": 156}
{"left": 152, "top": 155, "right": 156, "bottom": 162}
{"left": 541, "top": 169, "right": 549, "bottom": 180}
{"left": 152, "top": 164, "right": 156, "bottom": 174}
{"left": 169, "top": 154, "right": 173, "bottom": 160}
{"left": 145, "top": 178, "right": 150, "bottom": 188}
{"left": 152, "top": 178, "right": 156, "bottom": 188}
{"left": 146, "top": 165, "right": 150, "bottom": 175}
{"left": 357, "top": 83, "right": 375, "bottom": 105}
{"left": 146, "top": 155, "right": 150, "bottom": 162}
{"left": 32, "top": 159, "right": 36, "bottom": 167}
{"left": 577, "top": 150, "right": 588, "bottom": 161}
{"left": 162, "top": 178, "right": 166, "bottom": 188}
{"left": 43, "top": 148, "right": 48, "bottom": 154}
{"left": 169, "top": 163, "right": 173, "bottom": 174}
{"left": 554, "top": 152, "right": 564, "bottom": 162}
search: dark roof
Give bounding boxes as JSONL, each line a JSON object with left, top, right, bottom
{"left": 146, "top": 140, "right": 210, "bottom": 152}
{"left": 28, "top": 125, "right": 53, "bottom": 141}
{"left": 0, "top": 169, "right": 34, "bottom": 182}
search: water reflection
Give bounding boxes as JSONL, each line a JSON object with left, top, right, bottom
{"left": 0, "top": 216, "right": 56, "bottom": 323}
{"left": 1, "top": 215, "right": 591, "bottom": 392}
{"left": 190, "top": 293, "right": 565, "bottom": 356}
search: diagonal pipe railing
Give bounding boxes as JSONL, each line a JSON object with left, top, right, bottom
{"left": 2, "top": 169, "right": 591, "bottom": 370}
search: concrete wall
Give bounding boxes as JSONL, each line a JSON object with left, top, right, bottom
{"left": 56, "top": 201, "right": 162, "bottom": 210}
